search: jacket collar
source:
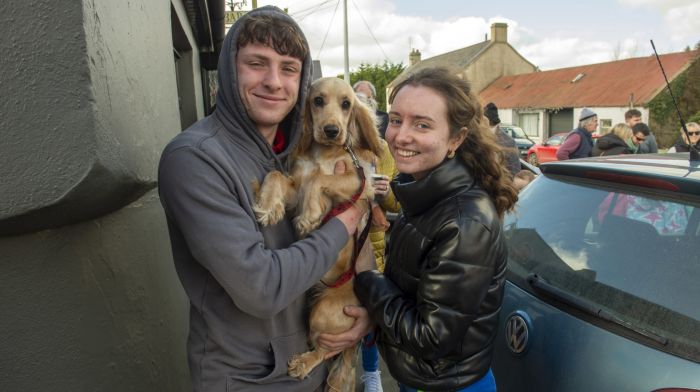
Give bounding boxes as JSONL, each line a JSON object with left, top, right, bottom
{"left": 392, "top": 158, "right": 475, "bottom": 217}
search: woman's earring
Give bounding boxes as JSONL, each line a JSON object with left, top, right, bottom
{"left": 447, "top": 150, "right": 455, "bottom": 159}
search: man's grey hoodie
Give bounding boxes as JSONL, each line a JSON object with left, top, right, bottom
{"left": 158, "top": 6, "right": 348, "bottom": 391}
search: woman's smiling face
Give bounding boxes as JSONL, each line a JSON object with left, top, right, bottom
{"left": 386, "top": 85, "right": 464, "bottom": 180}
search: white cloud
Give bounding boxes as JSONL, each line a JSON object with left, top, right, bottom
{"left": 665, "top": 3, "right": 700, "bottom": 48}
{"left": 248, "top": 0, "right": 697, "bottom": 77}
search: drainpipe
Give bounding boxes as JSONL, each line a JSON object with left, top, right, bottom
{"left": 202, "top": 0, "right": 225, "bottom": 70}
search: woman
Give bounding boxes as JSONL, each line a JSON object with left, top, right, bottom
{"left": 592, "top": 123, "right": 635, "bottom": 156}
{"left": 354, "top": 67, "right": 518, "bottom": 392}
{"left": 667, "top": 122, "right": 700, "bottom": 152}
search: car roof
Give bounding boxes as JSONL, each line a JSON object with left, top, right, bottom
{"left": 539, "top": 153, "right": 700, "bottom": 194}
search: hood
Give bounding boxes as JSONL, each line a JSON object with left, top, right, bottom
{"left": 596, "top": 133, "right": 627, "bottom": 150}
{"left": 213, "top": 6, "right": 312, "bottom": 170}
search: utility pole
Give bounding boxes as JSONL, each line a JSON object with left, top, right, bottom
{"left": 343, "top": 0, "right": 350, "bottom": 82}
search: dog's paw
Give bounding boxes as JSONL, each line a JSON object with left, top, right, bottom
{"left": 253, "top": 202, "right": 286, "bottom": 226}
{"left": 288, "top": 355, "right": 307, "bottom": 379}
{"left": 295, "top": 215, "right": 321, "bottom": 237}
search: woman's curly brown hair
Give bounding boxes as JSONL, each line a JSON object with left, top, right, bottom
{"left": 389, "top": 67, "right": 518, "bottom": 217}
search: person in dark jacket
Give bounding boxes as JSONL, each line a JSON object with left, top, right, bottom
{"left": 158, "top": 7, "right": 371, "bottom": 392}
{"left": 353, "top": 67, "right": 518, "bottom": 392}
{"left": 592, "top": 123, "right": 635, "bottom": 156}
{"left": 667, "top": 122, "right": 700, "bottom": 152}
{"left": 484, "top": 102, "right": 521, "bottom": 176}
{"left": 556, "top": 108, "right": 598, "bottom": 160}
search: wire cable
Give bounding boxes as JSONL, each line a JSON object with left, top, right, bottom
{"left": 292, "top": 0, "right": 336, "bottom": 22}
{"left": 350, "top": 0, "right": 390, "bottom": 62}
{"left": 315, "top": 0, "right": 341, "bottom": 60}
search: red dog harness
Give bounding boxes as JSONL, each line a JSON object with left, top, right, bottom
{"left": 321, "top": 144, "right": 372, "bottom": 288}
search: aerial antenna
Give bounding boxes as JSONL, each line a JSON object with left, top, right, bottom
{"left": 650, "top": 40, "right": 699, "bottom": 162}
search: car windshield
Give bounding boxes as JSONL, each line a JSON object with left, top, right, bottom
{"left": 504, "top": 126, "right": 528, "bottom": 139}
{"left": 504, "top": 175, "right": 700, "bottom": 362}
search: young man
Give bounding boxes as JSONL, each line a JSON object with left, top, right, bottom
{"left": 626, "top": 109, "right": 658, "bottom": 153}
{"left": 158, "top": 7, "right": 371, "bottom": 392}
{"left": 625, "top": 108, "right": 642, "bottom": 128}
{"left": 556, "top": 108, "right": 598, "bottom": 161}
{"left": 632, "top": 122, "right": 651, "bottom": 149}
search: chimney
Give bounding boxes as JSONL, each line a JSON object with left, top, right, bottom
{"left": 409, "top": 49, "right": 421, "bottom": 67}
{"left": 490, "top": 23, "right": 507, "bottom": 43}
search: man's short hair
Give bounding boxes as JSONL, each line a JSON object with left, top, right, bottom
{"left": 632, "top": 122, "right": 651, "bottom": 136}
{"left": 625, "top": 108, "right": 642, "bottom": 120}
{"left": 236, "top": 12, "right": 309, "bottom": 61}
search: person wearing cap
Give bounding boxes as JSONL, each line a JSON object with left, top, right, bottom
{"left": 483, "top": 102, "right": 520, "bottom": 176}
{"left": 556, "top": 108, "right": 598, "bottom": 160}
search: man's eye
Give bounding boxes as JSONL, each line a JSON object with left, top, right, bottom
{"left": 341, "top": 100, "right": 351, "bottom": 110}
{"left": 314, "top": 97, "right": 324, "bottom": 107}
{"left": 416, "top": 122, "right": 429, "bottom": 129}
{"left": 389, "top": 118, "right": 400, "bottom": 125}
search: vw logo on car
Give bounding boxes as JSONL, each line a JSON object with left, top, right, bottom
{"left": 505, "top": 311, "right": 532, "bottom": 355}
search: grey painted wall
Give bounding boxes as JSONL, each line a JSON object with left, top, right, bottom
{"left": 0, "top": 190, "right": 191, "bottom": 392}
{"left": 1, "top": 0, "right": 205, "bottom": 390}
{"left": 1, "top": 0, "right": 185, "bottom": 235}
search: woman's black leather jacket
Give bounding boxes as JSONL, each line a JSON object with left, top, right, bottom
{"left": 355, "top": 158, "right": 507, "bottom": 391}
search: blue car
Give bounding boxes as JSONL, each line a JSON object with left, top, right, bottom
{"left": 494, "top": 154, "right": 700, "bottom": 391}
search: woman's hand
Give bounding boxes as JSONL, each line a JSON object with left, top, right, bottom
{"left": 372, "top": 175, "right": 391, "bottom": 199}
{"left": 317, "top": 305, "right": 374, "bottom": 359}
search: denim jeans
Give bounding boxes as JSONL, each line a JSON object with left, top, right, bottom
{"left": 398, "top": 368, "right": 496, "bottom": 392}
{"left": 361, "top": 332, "right": 379, "bottom": 372}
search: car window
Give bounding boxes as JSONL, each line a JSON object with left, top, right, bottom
{"left": 504, "top": 176, "right": 700, "bottom": 362}
{"left": 504, "top": 126, "right": 527, "bottom": 139}
{"left": 547, "top": 135, "right": 563, "bottom": 146}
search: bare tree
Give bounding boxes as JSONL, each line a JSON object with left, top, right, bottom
{"left": 611, "top": 42, "right": 623, "bottom": 61}
{"left": 227, "top": 1, "right": 247, "bottom": 11}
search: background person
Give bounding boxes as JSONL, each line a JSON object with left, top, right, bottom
{"left": 158, "top": 7, "right": 371, "bottom": 391}
{"left": 624, "top": 108, "right": 642, "bottom": 128}
{"left": 592, "top": 123, "right": 635, "bottom": 156}
{"left": 631, "top": 122, "right": 651, "bottom": 152}
{"left": 483, "top": 102, "right": 520, "bottom": 176}
{"left": 626, "top": 109, "right": 658, "bottom": 153}
{"left": 667, "top": 122, "right": 700, "bottom": 152}
{"left": 355, "top": 89, "right": 401, "bottom": 392}
{"left": 556, "top": 108, "right": 598, "bottom": 160}
{"left": 354, "top": 80, "right": 390, "bottom": 138}
{"left": 513, "top": 169, "right": 536, "bottom": 190}
{"left": 353, "top": 67, "right": 518, "bottom": 392}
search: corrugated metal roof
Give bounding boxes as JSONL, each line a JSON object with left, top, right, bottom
{"left": 480, "top": 50, "right": 699, "bottom": 109}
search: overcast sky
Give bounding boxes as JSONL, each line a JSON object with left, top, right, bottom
{"left": 245, "top": 0, "right": 700, "bottom": 77}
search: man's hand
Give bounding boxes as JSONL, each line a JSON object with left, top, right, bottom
{"left": 317, "top": 305, "right": 374, "bottom": 359}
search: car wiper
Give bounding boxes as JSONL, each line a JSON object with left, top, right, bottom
{"left": 526, "top": 273, "right": 668, "bottom": 345}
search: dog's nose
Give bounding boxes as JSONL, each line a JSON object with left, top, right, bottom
{"left": 323, "top": 125, "right": 339, "bottom": 139}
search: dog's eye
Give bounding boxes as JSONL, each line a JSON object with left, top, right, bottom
{"left": 341, "top": 99, "right": 351, "bottom": 110}
{"left": 313, "top": 96, "right": 324, "bottom": 107}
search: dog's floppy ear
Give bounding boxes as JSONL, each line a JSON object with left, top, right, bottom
{"left": 294, "top": 95, "right": 315, "bottom": 156}
{"left": 351, "top": 97, "right": 384, "bottom": 158}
